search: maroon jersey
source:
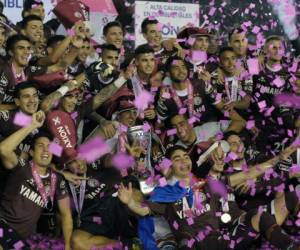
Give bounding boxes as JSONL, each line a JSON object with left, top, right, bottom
{"left": 0, "top": 160, "right": 68, "bottom": 238}
{"left": 0, "top": 61, "right": 16, "bottom": 104}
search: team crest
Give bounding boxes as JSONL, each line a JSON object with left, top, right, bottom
{"left": 194, "top": 96, "right": 202, "bottom": 105}
{"left": 60, "top": 180, "right": 66, "bottom": 189}
{"left": 74, "top": 12, "right": 82, "bottom": 18}
{"left": 88, "top": 178, "right": 100, "bottom": 188}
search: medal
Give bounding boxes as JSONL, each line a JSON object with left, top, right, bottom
{"left": 69, "top": 175, "right": 86, "bottom": 227}
{"left": 221, "top": 213, "right": 232, "bottom": 223}
{"left": 220, "top": 197, "right": 231, "bottom": 224}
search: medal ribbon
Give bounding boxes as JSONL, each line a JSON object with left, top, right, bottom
{"left": 11, "top": 63, "right": 26, "bottom": 84}
{"left": 225, "top": 78, "right": 238, "bottom": 102}
{"left": 69, "top": 176, "right": 86, "bottom": 225}
{"left": 170, "top": 79, "right": 194, "bottom": 117}
{"left": 31, "top": 162, "right": 57, "bottom": 208}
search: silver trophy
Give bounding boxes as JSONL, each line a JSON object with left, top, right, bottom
{"left": 127, "top": 125, "right": 155, "bottom": 194}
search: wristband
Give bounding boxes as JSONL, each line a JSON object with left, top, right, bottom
{"left": 113, "top": 76, "right": 126, "bottom": 88}
{"left": 57, "top": 86, "right": 70, "bottom": 96}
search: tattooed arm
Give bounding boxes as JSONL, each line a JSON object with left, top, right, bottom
{"left": 0, "top": 111, "right": 45, "bottom": 169}
{"left": 47, "top": 46, "right": 79, "bottom": 73}
{"left": 88, "top": 112, "right": 109, "bottom": 124}
{"left": 92, "top": 76, "right": 127, "bottom": 110}
{"left": 40, "top": 80, "right": 79, "bottom": 113}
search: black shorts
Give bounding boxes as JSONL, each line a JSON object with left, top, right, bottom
{"left": 229, "top": 210, "right": 261, "bottom": 250}
{"left": 0, "top": 218, "right": 30, "bottom": 250}
{"left": 77, "top": 196, "right": 137, "bottom": 239}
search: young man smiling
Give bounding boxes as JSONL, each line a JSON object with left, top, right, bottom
{"left": 0, "top": 34, "right": 32, "bottom": 109}
{"left": 118, "top": 146, "right": 299, "bottom": 250}
{"left": 0, "top": 111, "right": 73, "bottom": 250}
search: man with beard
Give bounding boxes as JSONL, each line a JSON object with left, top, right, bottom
{"left": 177, "top": 26, "right": 217, "bottom": 77}
{"left": 118, "top": 146, "right": 299, "bottom": 250}
{"left": 168, "top": 114, "right": 237, "bottom": 177}
{"left": 40, "top": 60, "right": 134, "bottom": 144}
{"left": 103, "top": 93, "right": 139, "bottom": 152}
{"left": 0, "top": 111, "right": 73, "bottom": 250}
{"left": 156, "top": 56, "right": 215, "bottom": 125}
{"left": 222, "top": 132, "right": 300, "bottom": 222}
{"left": 205, "top": 47, "right": 253, "bottom": 121}
{"left": 87, "top": 43, "right": 121, "bottom": 96}
{"left": 251, "top": 36, "right": 294, "bottom": 154}
{"left": 228, "top": 28, "right": 257, "bottom": 71}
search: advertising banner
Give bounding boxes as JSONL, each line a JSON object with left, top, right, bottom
{"left": 134, "top": 1, "right": 200, "bottom": 47}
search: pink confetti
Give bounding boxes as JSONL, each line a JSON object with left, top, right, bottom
{"left": 187, "top": 37, "right": 196, "bottom": 46}
{"left": 159, "top": 158, "right": 172, "bottom": 170}
{"left": 248, "top": 231, "right": 257, "bottom": 237}
{"left": 173, "top": 221, "right": 179, "bottom": 229}
{"left": 258, "top": 100, "right": 266, "bottom": 109}
{"left": 208, "top": 178, "right": 227, "bottom": 198}
{"left": 134, "top": 90, "right": 153, "bottom": 111}
{"left": 246, "top": 120, "right": 255, "bottom": 129}
{"left": 188, "top": 116, "right": 198, "bottom": 125}
{"left": 187, "top": 217, "right": 194, "bottom": 225}
{"left": 112, "top": 152, "right": 134, "bottom": 170}
{"left": 78, "top": 136, "right": 109, "bottom": 163}
{"left": 274, "top": 183, "right": 285, "bottom": 193}
{"left": 208, "top": 7, "right": 216, "bottom": 16}
{"left": 179, "top": 108, "right": 187, "bottom": 115}
{"left": 289, "top": 165, "right": 300, "bottom": 174}
{"left": 143, "top": 122, "right": 151, "bottom": 132}
{"left": 274, "top": 93, "right": 300, "bottom": 108}
{"left": 71, "top": 111, "right": 78, "bottom": 120}
{"left": 223, "top": 234, "right": 230, "bottom": 240}
{"left": 13, "top": 112, "right": 32, "bottom": 127}
{"left": 227, "top": 152, "right": 238, "bottom": 160}
{"left": 93, "top": 216, "right": 102, "bottom": 224}
{"left": 247, "top": 58, "right": 260, "bottom": 75}
{"left": 187, "top": 238, "right": 195, "bottom": 248}
{"left": 156, "top": 23, "right": 163, "bottom": 31}
{"left": 13, "top": 241, "right": 25, "bottom": 250}
{"left": 48, "top": 142, "right": 63, "bottom": 157}
{"left": 191, "top": 51, "right": 207, "bottom": 62}
{"left": 67, "top": 28, "right": 75, "bottom": 36}
{"left": 167, "top": 128, "right": 177, "bottom": 136}
{"left": 289, "top": 60, "right": 298, "bottom": 73}
{"left": 252, "top": 26, "right": 261, "bottom": 34}
{"left": 158, "top": 177, "right": 167, "bottom": 187}
{"left": 272, "top": 76, "right": 285, "bottom": 88}
{"left": 161, "top": 91, "right": 171, "bottom": 99}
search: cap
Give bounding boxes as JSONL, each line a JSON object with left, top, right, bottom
{"left": 105, "top": 87, "right": 136, "bottom": 119}
{"left": 177, "top": 27, "right": 210, "bottom": 40}
{"left": 53, "top": 0, "right": 89, "bottom": 29}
